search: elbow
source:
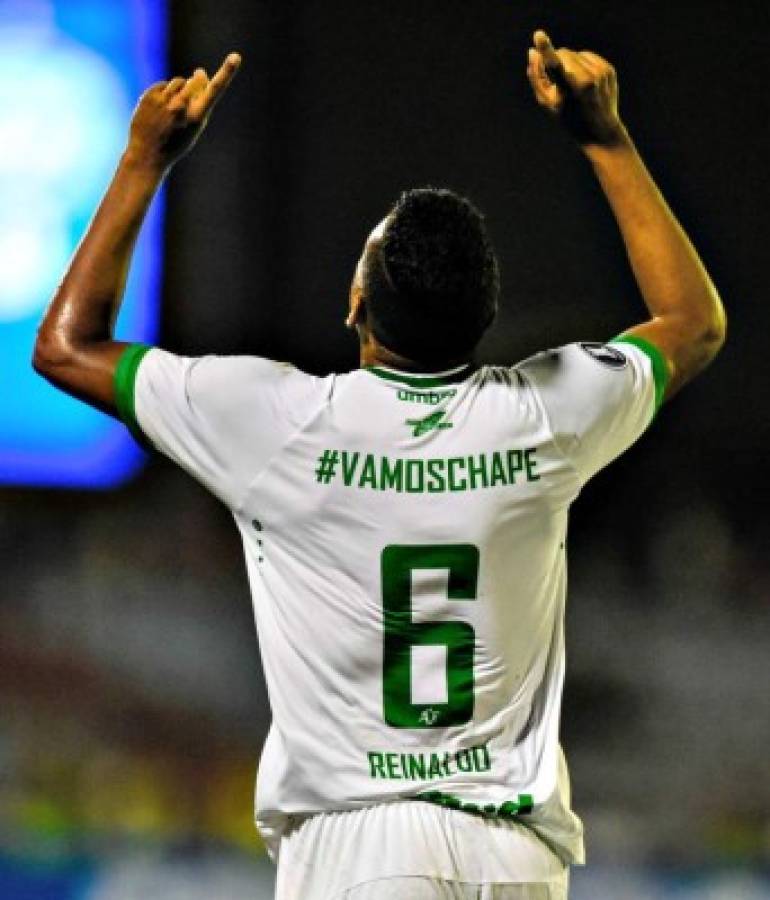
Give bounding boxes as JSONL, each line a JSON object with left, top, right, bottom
{"left": 32, "top": 329, "right": 74, "bottom": 379}
{"left": 700, "top": 302, "right": 727, "bottom": 357}
{"left": 684, "top": 288, "right": 727, "bottom": 362}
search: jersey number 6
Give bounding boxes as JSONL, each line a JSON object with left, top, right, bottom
{"left": 381, "top": 544, "right": 478, "bottom": 729}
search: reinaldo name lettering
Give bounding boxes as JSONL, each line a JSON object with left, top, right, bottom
{"left": 367, "top": 744, "right": 491, "bottom": 781}
{"left": 314, "top": 448, "right": 540, "bottom": 492}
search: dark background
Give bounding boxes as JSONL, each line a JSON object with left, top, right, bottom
{"left": 165, "top": 0, "right": 768, "bottom": 558}
{"left": 2, "top": 1, "right": 768, "bottom": 893}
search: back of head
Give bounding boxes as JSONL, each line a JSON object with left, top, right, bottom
{"left": 364, "top": 187, "right": 500, "bottom": 365}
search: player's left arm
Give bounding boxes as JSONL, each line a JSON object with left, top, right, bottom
{"left": 526, "top": 30, "right": 726, "bottom": 403}
{"left": 32, "top": 52, "right": 242, "bottom": 415}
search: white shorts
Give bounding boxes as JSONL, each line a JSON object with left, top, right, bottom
{"left": 274, "top": 800, "right": 570, "bottom": 900}
{"left": 339, "top": 881, "right": 566, "bottom": 899}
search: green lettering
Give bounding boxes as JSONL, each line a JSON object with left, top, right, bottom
{"left": 341, "top": 451, "right": 360, "bottom": 486}
{"left": 525, "top": 447, "right": 540, "bottom": 481}
{"left": 380, "top": 456, "right": 403, "bottom": 491}
{"left": 405, "top": 459, "right": 425, "bottom": 493}
{"left": 428, "top": 753, "right": 443, "bottom": 779}
{"left": 490, "top": 452, "right": 508, "bottom": 487}
{"left": 507, "top": 450, "right": 523, "bottom": 484}
{"left": 455, "top": 749, "right": 473, "bottom": 772}
{"left": 467, "top": 454, "right": 488, "bottom": 489}
{"left": 359, "top": 454, "right": 377, "bottom": 489}
{"left": 441, "top": 752, "right": 452, "bottom": 776}
{"left": 472, "top": 744, "right": 492, "bottom": 772}
{"left": 368, "top": 752, "right": 386, "bottom": 778}
{"left": 385, "top": 752, "right": 401, "bottom": 779}
{"left": 408, "top": 754, "right": 427, "bottom": 780}
{"left": 395, "top": 388, "right": 456, "bottom": 406}
{"left": 448, "top": 457, "right": 467, "bottom": 491}
{"left": 426, "top": 458, "right": 446, "bottom": 493}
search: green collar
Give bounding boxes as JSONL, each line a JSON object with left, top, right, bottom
{"left": 364, "top": 363, "right": 474, "bottom": 389}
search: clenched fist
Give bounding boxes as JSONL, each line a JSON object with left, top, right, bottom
{"left": 526, "top": 30, "right": 626, "bottom": 147}
{"left": 127, "top": 52, "right": 242, "bottom": 170}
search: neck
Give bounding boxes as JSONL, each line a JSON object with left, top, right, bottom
{"left": 359, "top": 334, "right": 471, "bottom": 373}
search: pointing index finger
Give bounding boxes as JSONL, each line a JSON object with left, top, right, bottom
{"left": 207, "top": 52, "right": 242, "bottom": 105}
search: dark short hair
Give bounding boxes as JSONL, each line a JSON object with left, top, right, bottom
{"left": 363, "top": 187, "right": 499, "bottom": 364}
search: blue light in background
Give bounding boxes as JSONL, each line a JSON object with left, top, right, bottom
{"left": 0, "top": 0, "right": 166, "bottom": 487}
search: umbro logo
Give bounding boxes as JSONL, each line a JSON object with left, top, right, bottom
{"left": 405, "top": 410, "right": 453, "bottom": 437}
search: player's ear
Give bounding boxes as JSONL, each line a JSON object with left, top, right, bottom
{"left": 346, "top": 291, "right": 366, "bottom": 329}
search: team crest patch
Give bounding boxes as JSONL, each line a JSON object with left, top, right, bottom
{"left": 579, "top": 342, "right": 627, "bottom": 369}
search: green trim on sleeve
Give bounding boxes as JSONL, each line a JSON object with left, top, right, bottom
{"left": 610, "top": 334, "right": 670, "bottom": 415}
{"left": 114, "top": 343, "right": 152, "bottom": 443}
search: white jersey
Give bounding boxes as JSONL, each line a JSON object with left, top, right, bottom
{"left": 114, "top": 336, "right": 667, "bottom": 865}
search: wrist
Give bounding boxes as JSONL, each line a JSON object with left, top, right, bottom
{"left": 120, "top": 144, "right": 170, "bottom": 182}
{"left": 579, "top": 121, "right": 632, "bottom": 156}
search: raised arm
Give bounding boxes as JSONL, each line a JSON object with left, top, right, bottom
{"left": 526, "top": 30, "right": 726, "bottom": 401}
{"left": 32, "top": 53, "right": 242, "bottom": 415}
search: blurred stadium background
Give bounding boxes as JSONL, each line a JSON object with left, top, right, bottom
{"left": 1, "top": 0, "right": 768, "bottom": 897}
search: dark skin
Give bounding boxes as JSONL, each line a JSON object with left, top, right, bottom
{"left": 35, "top": 30, "right": 725, "bottom": 413}
{"left": 33, "top": 53, "right": 243, "bottom": 414}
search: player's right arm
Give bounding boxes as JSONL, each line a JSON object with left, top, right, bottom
{"left": 526, "top": 30, "right": 726, "bottom": 401}
{"left": 32, "top": 52, "right": 242, "bottom": 415}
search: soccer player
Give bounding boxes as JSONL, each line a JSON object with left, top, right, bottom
{"left": 34, "top": 28, "right": 725, "bottom": 900}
